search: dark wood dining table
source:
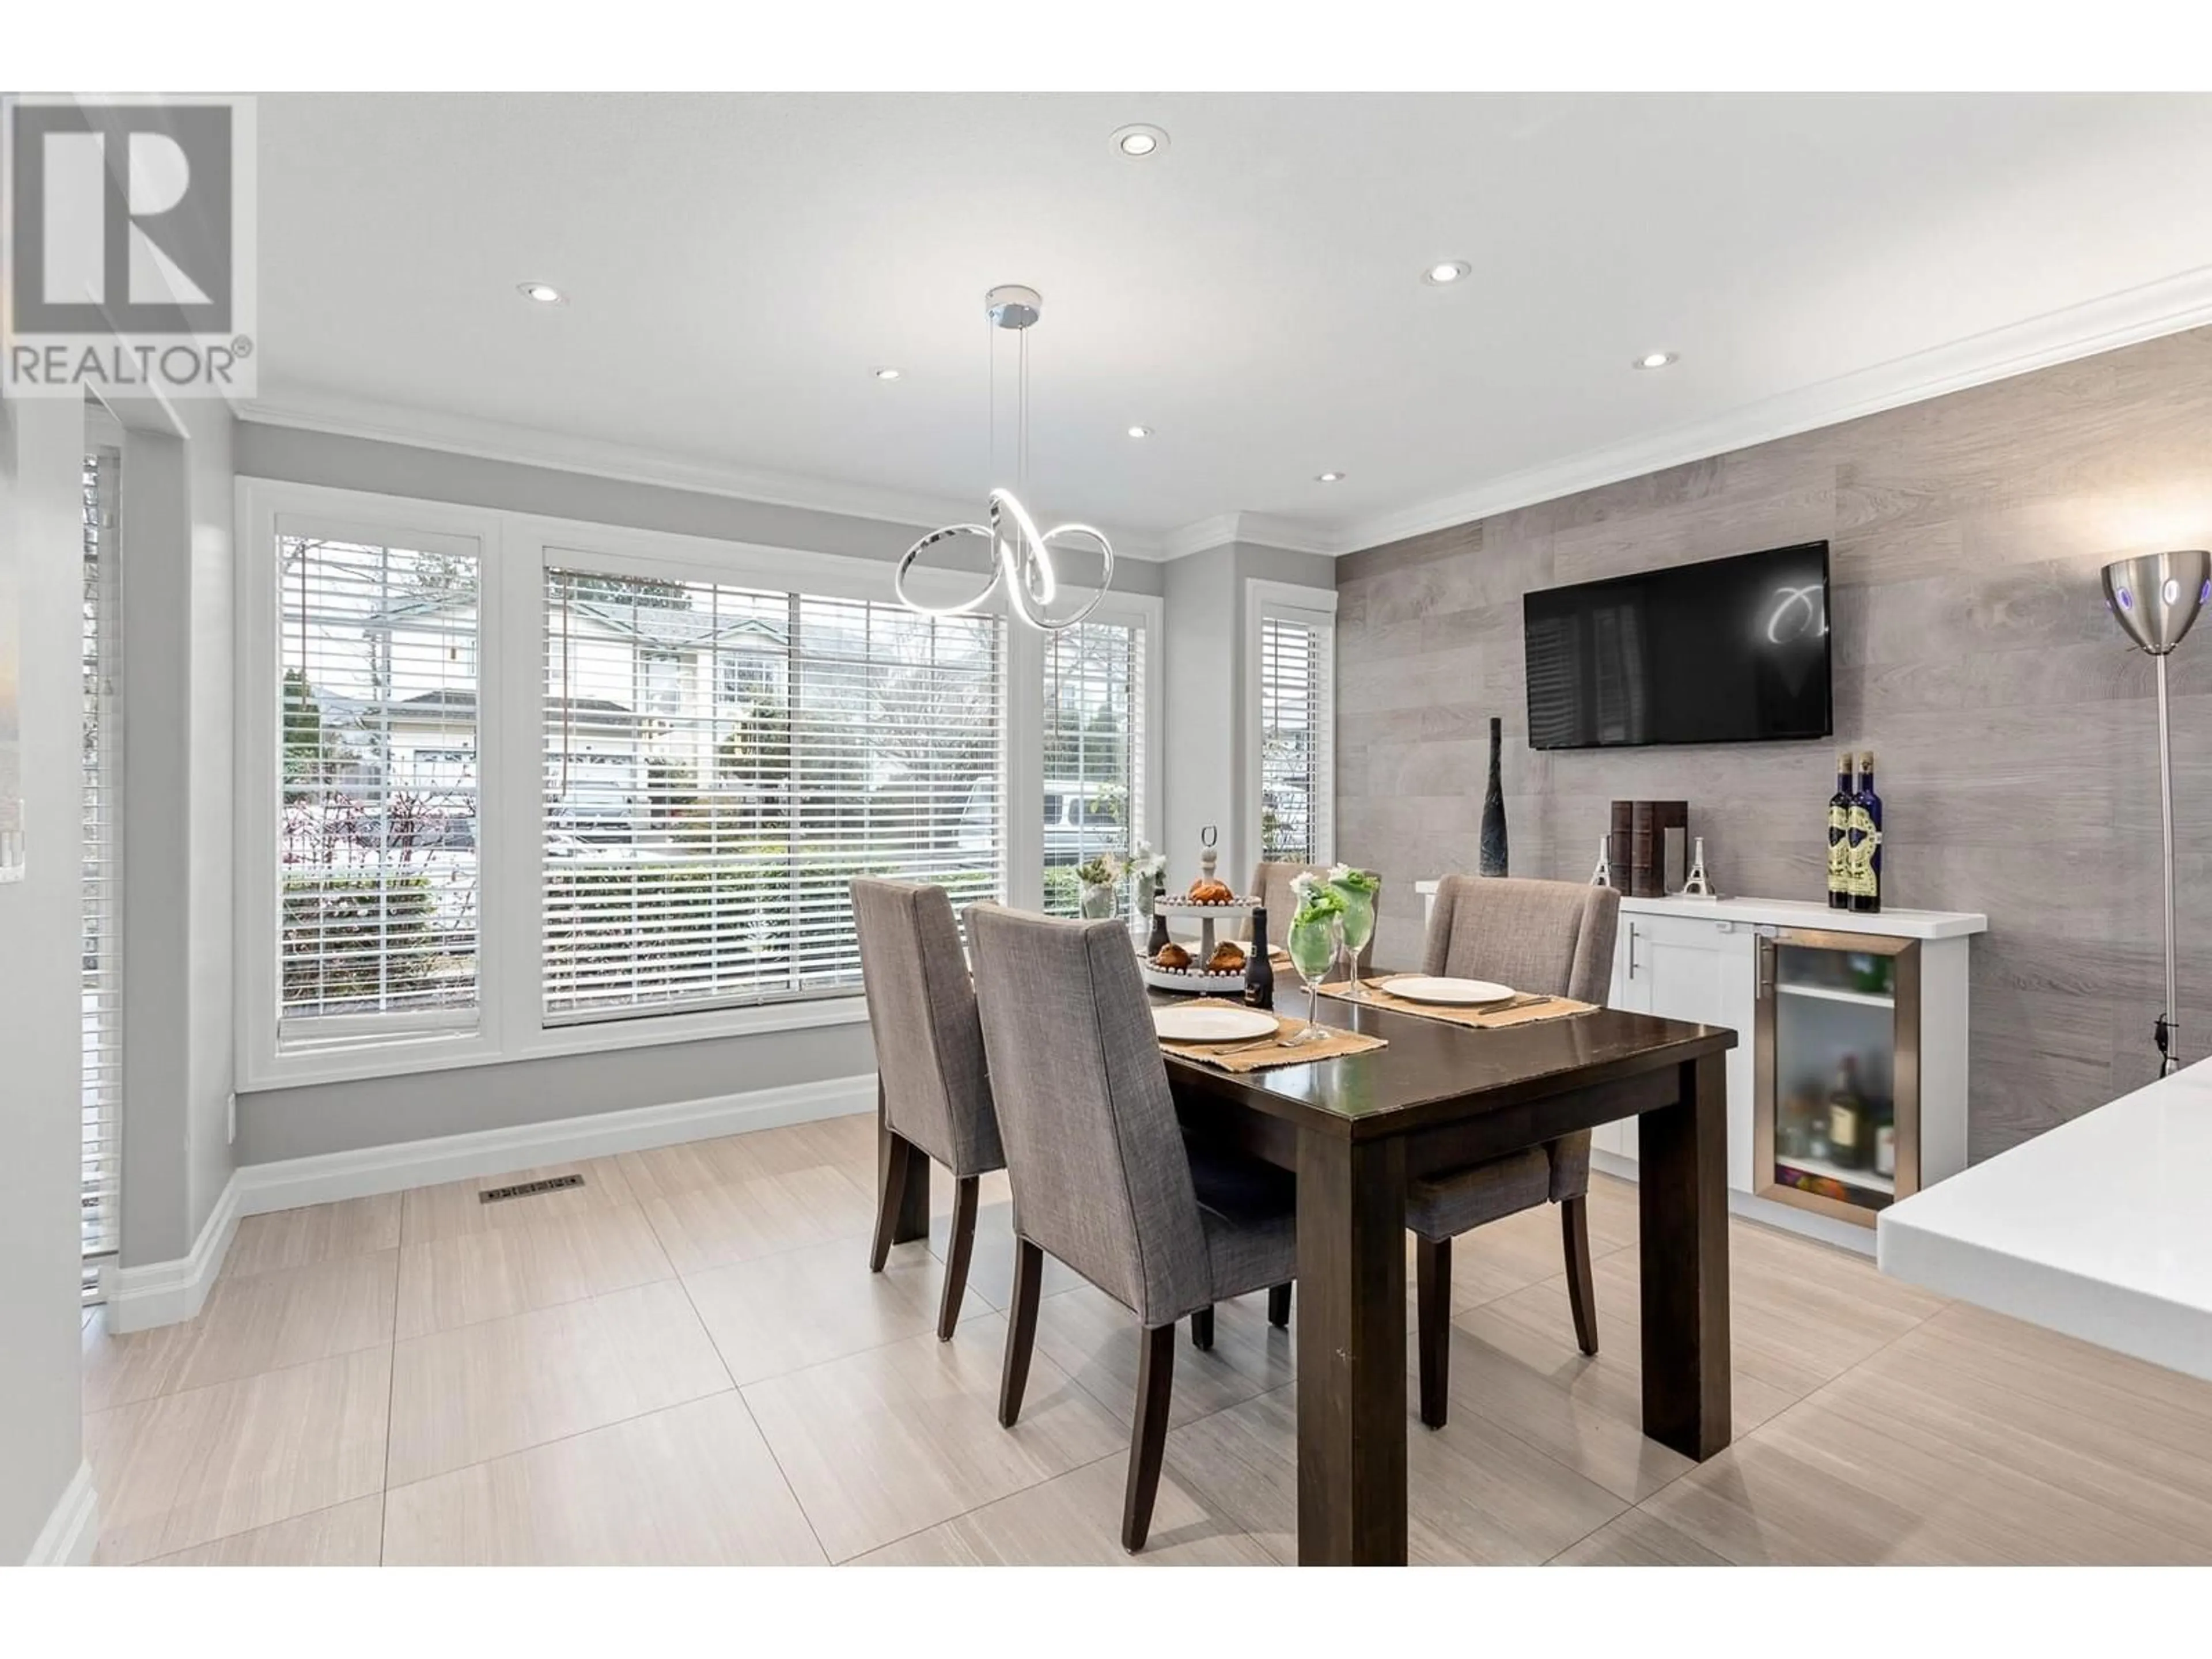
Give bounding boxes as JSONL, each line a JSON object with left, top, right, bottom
{"left": 1155, "top": 986, "right": 1738, "bottom": 1567}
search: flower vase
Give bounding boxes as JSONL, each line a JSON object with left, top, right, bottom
{"left": 1080, "top": 880, "right": 1118, "bottom": 921}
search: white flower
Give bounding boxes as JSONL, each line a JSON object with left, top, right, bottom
{"left": 1328, "top": 862, "right": 1354, "bottom": 885}
{"left": 1290, "top": 870, "right": 1321, "bottom": 899}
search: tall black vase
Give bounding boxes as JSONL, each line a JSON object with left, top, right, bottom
{"left": 1479, "top": 716, "right": 1509, "bottom": 877}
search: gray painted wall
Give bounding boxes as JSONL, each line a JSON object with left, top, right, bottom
{"left": 115, "top": 405, "right": 239, "bottom": 1264}
{"left": 1336, "top": 325, "right": 2212, "bottom": 1161}
{"left": 1161, "top": 541, "right": 1338, "bottom": 887}
{"left": 0, "top": 397, "right": 91, "bottom": 1559}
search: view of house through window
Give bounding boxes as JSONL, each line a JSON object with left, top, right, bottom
{"left": 276, "top": 533, "right": 482, "bottom": 1048}
{"left": 542, "top": 567, "right": 1005, "bottom": 1021}
{"left": 1040, "top": 619, "right": 1143, "bottom": 917}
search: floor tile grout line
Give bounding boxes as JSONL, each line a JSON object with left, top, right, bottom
{"left": 380, "top": 1213, "right": 402, "bottom": 1569}
{"left": 134, "top": 1491, "right": 382, "bottom": 1567}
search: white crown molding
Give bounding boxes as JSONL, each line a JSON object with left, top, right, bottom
{"left": 1156, "top": 510, "right": 1340, "bottom": 561}
{"left": 23, "top": 1463, "right": 100, "bottom": 1567}
{"left": 237, "top": 390, "right": 1168, "bottom": 560}
{"left": 1330, "top": 266, "right": 2212, "bottom": 557}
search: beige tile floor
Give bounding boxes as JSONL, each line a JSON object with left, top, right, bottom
{"left": 79, "top": 1120, "right": 2212, "bottom": 1566}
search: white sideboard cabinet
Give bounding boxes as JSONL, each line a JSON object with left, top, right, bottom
{"left": 1414, "top": 884, "right": 1986, "bottom": 1251}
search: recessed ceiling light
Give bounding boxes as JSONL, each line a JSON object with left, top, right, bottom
{"left": 1111, "top": 124, "right": 1169, "bottom": 158}
{"left": 873, "top": 366, "right": 902, "bottom": 381}
{"left": 1316, "top": 471, "right": 1346, "bottom": 484}
{"left": 1634, "top": 351, "right": 1679, "bottom": 370}
{"left": 1422, "top": 260, "right": 1471, "bottom": 286}
{"left": 517, "top": 282, "right": 565, "bottom": 305}
{"left": 1126, "top": 425, "right": 1153, "bottom": 439}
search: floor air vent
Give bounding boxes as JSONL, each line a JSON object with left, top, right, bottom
{"left": 479, "top": 1173, "right": 585, "bottom": 1205}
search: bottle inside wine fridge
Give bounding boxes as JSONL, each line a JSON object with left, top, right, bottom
{"left": 1847, "top": 750, "right": 1884, "bottom": 914}
{"left": 1827, "top": 1055, "right": 1866, "bottom": 1169}
{"left": 1827, "top": 751, "right": 1854, "bottom": 910}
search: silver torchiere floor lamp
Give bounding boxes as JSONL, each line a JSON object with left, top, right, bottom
{"left": 2101, "top": 548, "right": 2211, "bottom": 1075}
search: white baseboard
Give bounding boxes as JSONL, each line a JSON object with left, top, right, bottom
{"left": 1588, "top": 1147, "right": 1876, "bottom": 1258}
{"left": 104, "top": 1073, "right": 878, "bottom": 1331}
{"left": 23, "top": 1463, "right": 100, "bottom": 1566}
{"left": 106, "top": 1172, "right": 243, "bottom": 1334}
{"left": 232, "top": 1071, "right": 878, "bottom": 1219}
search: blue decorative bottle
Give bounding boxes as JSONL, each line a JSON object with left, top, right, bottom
{"left": 1848, "top": 751, "right": 1883, "bottom": 914}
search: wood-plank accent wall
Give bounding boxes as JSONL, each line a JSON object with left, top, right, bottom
{"left": 1336, "top": 325, "right": 2212, "bottom": 1158}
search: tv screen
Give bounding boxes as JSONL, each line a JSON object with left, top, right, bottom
{"left": 1523, "top": 541, "right": 1832, "bottom": 749}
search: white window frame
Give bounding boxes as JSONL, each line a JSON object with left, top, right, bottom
{"left": 237, "top": 476, "right": 1126, "bottom": 1090}
{"left": 1244, "top": 578, "right": 1338, "bottom": 875}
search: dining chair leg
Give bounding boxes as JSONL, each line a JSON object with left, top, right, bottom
{"left": 1562, "top": 1194, "right": 1600, "bottom": 1357}
{"left": 1189, "top": 1306, "right": 1214, "bottom": 1350}
{"left": 1415, "top": 1235, "right": 1450, "bottom": 1429}
{"left": 1267, "top": 1283, "right": 1292, "bottom": 1328}
{"left": 938, "top": 1175, "right": 980, "bottom": 1340}
{"left": 869, "top": 1131, "right": 914, "bottom": 1273}
{"left": 998, "top": 1238, "right": 1044, "bottom": 1428}
{"left": 1123, "top": 1322, "right": 1177, "bottom": 1553}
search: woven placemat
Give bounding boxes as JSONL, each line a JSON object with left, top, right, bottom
{"left": 1318, "top": 979, "right": 1596, "bottom": 1030}
{"left": 1157, "top": 998, "right": 1387, "bottom": 1073}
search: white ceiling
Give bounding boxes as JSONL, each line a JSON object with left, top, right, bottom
{"left": 252, "top": 91, "right": 2212, "bottom": 556}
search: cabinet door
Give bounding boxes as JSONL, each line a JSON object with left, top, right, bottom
{"left": 1606, "top": 915, "right": 1754, "bottom": 1181}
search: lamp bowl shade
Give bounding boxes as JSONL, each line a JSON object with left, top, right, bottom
{"left": 2103, "top": 549, "right": 2212, "bottom": 656}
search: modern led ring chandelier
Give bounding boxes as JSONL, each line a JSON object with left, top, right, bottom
{"left": 895, "top": 285, "right": 1115, "bottom": 631}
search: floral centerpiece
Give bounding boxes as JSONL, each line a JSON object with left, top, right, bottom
{"left": 1127, "top": 842, "right": 1167, "bottom": 916}
{"left": 1075, "top": 851, "right": 1124, "bottom": 920}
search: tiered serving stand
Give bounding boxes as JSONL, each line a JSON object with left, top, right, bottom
{"left": 1138, "top": 895, "right": 1259, "bottom": 994}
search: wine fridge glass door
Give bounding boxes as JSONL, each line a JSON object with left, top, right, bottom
{"left": 1753, "top": 929, "right": 1921, "bottom": 1226}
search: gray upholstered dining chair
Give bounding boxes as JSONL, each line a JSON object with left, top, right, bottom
{"left": 1408, "top": 874, "right": 1621, "bottom": 1428}
{"left": 851, "top": 877, "right": 1006, "bottom": 1341}
{"left": 965, "top": 902, "right": 1298, "bottom": 1554}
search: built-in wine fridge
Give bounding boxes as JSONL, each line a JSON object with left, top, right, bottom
{"left": 1752, "top": 926, "right": 1921, "bottom": 1226}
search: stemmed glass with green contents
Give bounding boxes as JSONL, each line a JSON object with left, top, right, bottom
{"left": 1284, "top": 884, "right": 1346, "bottom": 1046}
{"left": 1327, "top": 863, "right": 1379, "bottom": 1001}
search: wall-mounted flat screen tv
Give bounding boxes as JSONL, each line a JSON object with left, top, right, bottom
{"left": 1522, "top": 540, "right": 1832, "bottom": 749}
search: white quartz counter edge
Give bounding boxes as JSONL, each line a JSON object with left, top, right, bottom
{"left": 1878, "top": 1060, "right": 2212, "bottom": 1383}
{"left": 1411, "top": 884, "right": 1987, "bottom": 941}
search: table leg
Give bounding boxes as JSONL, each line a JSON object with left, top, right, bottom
{"left": 1295, "top": 1127, "right": 1408, "bottom": 1566}
{"left": 1637, "top": 1052, "right": 1732, "bottom": 1460}
{"left": 878, "top": 1079, "right": 930, "bottom": 1247}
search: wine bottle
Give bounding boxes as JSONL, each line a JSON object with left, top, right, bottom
{"left": 1146, "top": 874, "right": 1171, "bottom": 957}
{"left": 1827, "top": 751, "right": 1854, "bottom": 910}
{"left": 1849, "top": 751, "right": 1884, "bottom": 914}
{"left": 1244, "top": 906, "right": 1275, "bottom": 1011}
{"left": 1827, "top": 1056, "right": 1865, "bottom": 1170}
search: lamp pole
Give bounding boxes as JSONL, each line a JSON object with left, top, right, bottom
{"left": 2101, "top": 549, "right": 2211, "bottom": 1076}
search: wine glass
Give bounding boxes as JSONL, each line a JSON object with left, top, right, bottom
{"left": 1284, "top": 910, "right": 1342, "bottom": 1045}
{"left": 1330, "top": 877, "right": 1376, "bottom": 1001}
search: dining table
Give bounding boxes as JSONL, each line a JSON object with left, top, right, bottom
{"left": 1152, "top": 980, "right": 1738, "bottom": 1567}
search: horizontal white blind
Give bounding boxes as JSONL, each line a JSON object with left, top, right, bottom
{"left": 1041, "top": 619, "right": 1143, "bottom": 918}
{"left": 276, "top": 534, "right": 482, "bottom": 1048}
{"left": 81, "top": 450, "right": 123, "bottom": 1290}
{"left": 543, "top": 569, "right": 1005, "bottom": 1021}
{"left": 1258, "top": 611, "right": 1334, "bottom": 866}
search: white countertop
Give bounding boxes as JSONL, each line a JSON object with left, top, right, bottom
{"left": 1878, "top": 1059, "right": 2212, "bottom": 1382}
{"left": 1411, "top": 883, "right": 1987, "bottom": 941}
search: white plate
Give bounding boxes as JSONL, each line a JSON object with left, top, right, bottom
{"left": 1381, "top": 975, "right": 1517, "bottom": 1006}
{"left": 1152, "top": 1005, "right": 1280, "bottom": 1044}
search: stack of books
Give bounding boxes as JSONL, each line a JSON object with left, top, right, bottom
{"left": 1607, "top": 800, "right": 1688, "bottom": 897}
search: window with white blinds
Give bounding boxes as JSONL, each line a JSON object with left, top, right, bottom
{"left": 1041, "top": 619, "right": 1145, "bottom": 918}
{"left": 81, "top": 449, "right": 123, "bottom": 1294}
{"left": 543, "top": 568, "right": 1005, "bottom": 1022}
{"left": 1256, "top": 606, "right": 1334, "bottom": 866}
{"left": 276, "top": 533, "right": 482, "bottom": 1048}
